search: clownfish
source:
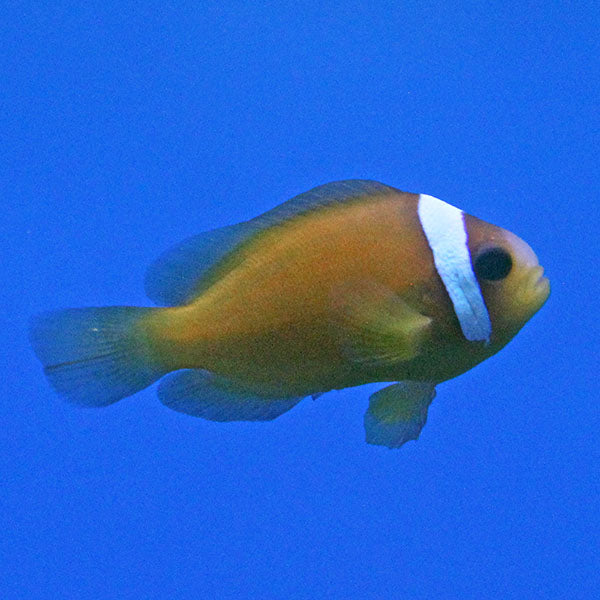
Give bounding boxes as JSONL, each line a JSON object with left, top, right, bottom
{"left": 30, "top": 180, "right": 550, "bottom": 448}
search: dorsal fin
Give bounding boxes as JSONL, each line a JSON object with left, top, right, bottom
{"left": 251, "top": 179, "right": 398, "bottom": 227}
{"left": 144, "top": 179, "right": 400, "bottom": 306}
{"left": 144, "top": 222, "right": 251, "bottom": 306}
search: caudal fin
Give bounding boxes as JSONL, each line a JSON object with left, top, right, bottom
{"left": 29, "top": 306, "right": 166, "bottom": 406}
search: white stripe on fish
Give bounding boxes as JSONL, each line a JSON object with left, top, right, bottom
{"left": 417, "top": 194, "right": 491, "bottom": 343}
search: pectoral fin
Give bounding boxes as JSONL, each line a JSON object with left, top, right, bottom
{"left": 364, "top": 381, "right": 436, "bottom": 448}
{"left": 334, "top": 281, "right": 432, "bottom": 367}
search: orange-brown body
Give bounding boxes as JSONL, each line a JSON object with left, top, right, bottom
{"left": 144, "top": 191, "right": 499, "bottom": 397}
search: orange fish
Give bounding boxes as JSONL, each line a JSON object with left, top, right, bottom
{"left": 30, "top": 180, "right": 550, "bottom": 447}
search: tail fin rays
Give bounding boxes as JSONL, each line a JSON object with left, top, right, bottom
{"left": 29, "top": 306, "right": 166, "bottom": 406}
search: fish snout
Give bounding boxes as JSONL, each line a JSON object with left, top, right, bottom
{"left": 500, "top": 228, "right": 550, "bottom": 309}
{"left": 530, "top": 264, "right": 550, "bottom": 298}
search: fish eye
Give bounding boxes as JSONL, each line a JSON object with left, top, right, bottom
{"left": 473, "top": 246, "right": 513, "bottom": 281}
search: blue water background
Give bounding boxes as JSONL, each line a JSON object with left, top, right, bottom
{"left": 2, "top": 3, "right": 598, "bottom": 599}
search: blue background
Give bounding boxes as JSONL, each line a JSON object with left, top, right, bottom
{"left": 3, "top": 2, "right": 598, "bottom": 598}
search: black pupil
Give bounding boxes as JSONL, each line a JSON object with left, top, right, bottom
{"left": 474, "top": 247, "right": 513, "bottom": 280}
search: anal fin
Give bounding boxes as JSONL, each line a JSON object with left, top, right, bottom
{"left": 158, "top": 369, "right": 302, "bottom": 422}
{"left": 364, "top": 381, "right": 436, "bottom": 448}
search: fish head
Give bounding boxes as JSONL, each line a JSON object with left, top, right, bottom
{"left": 465, "top": 215, "right": 550, "bottom": 343}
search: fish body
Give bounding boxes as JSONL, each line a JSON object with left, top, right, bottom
{"left": 30, "top": 180, "right": 550, "bottom": 447}
{"left": 147, "top": 189, "right": 434, "bottom": 393}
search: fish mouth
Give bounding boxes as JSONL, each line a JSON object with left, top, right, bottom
{"left": 532, "top": 265, "right": 548, "bottom": 286}
{"left": 530, "top": 266, "right": 550, "bottom": 298}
